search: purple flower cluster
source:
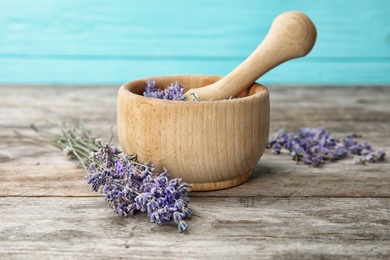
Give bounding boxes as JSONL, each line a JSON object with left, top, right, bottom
{"left": 143, "top": 81, "right": 237, "bottom": 101}
{"left": 85, "top": 144, "right": 191, "bottom": 232}
{"left": 343, "top": 135, "right": 386, "bottom": 165}
{"left": 144, "top": 81, "right": 186, "bottom": 101}
{"left": 267, "top": 127, "right": 386, "bottom": 167}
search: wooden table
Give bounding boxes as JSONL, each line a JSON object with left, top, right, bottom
{"left": 1, "top": 85, "right": 389, "bottom": 259}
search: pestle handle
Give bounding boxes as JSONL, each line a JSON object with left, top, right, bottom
{"left": 185, "top": 11, "right": 317, "bottom": 101}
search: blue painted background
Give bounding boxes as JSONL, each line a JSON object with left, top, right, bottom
{"left": 1, "top": 0, "right": 389, "bottom": 85}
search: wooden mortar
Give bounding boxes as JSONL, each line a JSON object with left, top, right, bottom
{"left": 117, "top": 11, "right": 316, "bottom": 191}
{"left": 117, "top": 75, "right": 269, "bottom": 191}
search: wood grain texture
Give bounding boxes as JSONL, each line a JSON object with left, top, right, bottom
{"left": 118, "top": 75, "right": 270, "bottom": 190}
{"left": 0, "top": 0, "right": 389, "bottom": 84}
{"left": 1, "top": 197, "right": 389, "bottom": 259}
{"left": 187, "top": 11, "right": 317, "bottom": 101}
{"left": 0, "top": 84, "right": 389, "bottom": 258}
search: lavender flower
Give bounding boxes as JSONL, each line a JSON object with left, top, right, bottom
{"left": 85, "top": 146, "right": 192, "bottom": 232}
{"left": 267, "top": 127, "right": 386, "bottom": 167}
{"left": 28, "top": 120, "right": 191, "bottom": 232}
{"left": 143, "top": 81, "right": 236, "bottom": 101}
{"left": 144, "top": 81, "right": 186, "bottom": 101}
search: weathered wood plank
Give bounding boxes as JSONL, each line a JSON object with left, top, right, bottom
{"left": 0, "top": 85, "right": 389, "bottom": 198}
{"left": 0, "top": 85, "right": 389, "bottom": 258}
{"left": 1, "top": 85, "right": 389, "bottom": 127}
{"left": 0, "top": 197, "right": 389, "bottom": 259}
{"left": 1, "top": 151, "right": 389, "bottom": 198}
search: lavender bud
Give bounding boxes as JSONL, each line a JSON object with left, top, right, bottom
{"left": 376, "top": 150, "right": 386, "bottom": 161}
{"left": 365, "top": 152, "right": 376, "bottom": 163}
{"left": 174, "top": 199, "right": 186, "bottom": 211}
{"left": 178, "top": 220, "right": 188, "bottom": 233}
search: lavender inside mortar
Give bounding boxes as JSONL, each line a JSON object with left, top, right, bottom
{"left": 143, "top": 81, "right": 234, "bottom": 101}
{"left": 143, "top": 81, "right": 187, "bottom": 101}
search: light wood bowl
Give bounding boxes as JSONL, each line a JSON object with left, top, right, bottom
{"left": 117, "top": 75, "right": 270, "bottom": 191}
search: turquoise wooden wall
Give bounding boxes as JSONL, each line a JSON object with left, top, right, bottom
{"left": 1, "top": 0, "right": 389, "bottom": 85}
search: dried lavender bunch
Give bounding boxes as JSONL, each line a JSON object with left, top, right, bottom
{"left": 27, "top": 120, "right": 191, "bottom": 232}
{"left": 85, "top": 145, "right": 191, "bottom": 232}
{"left": 267, "top": 127, "right": 386, "bottom": 167}
{"left": 144, "top": 81, "right": 186, "bottom": 101}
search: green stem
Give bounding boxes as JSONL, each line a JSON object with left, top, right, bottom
{"left": 72, "top": 142, "right": 93, "bottom": 157}
{"left": 68, "top": 129, "right": 100, "bottom": 152}
{"left": 67, "top": 139, "right": 88, "bottom": 173}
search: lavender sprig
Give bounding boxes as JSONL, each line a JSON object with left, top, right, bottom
{"left": 267, "top": 127, "right": 386, "bottom": 167}
{"left": 85, "top": 145, "right": 191, "bottom": 232}
{"left": 26, "top": 120, "right": 191, "bottom": 232}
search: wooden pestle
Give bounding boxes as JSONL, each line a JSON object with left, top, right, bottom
{"left": 184, "top": 11, "right": 317, "bottom": 101}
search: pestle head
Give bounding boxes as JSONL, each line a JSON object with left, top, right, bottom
{"left": 184, "top": 11, "right": 317, "bottom": 101}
